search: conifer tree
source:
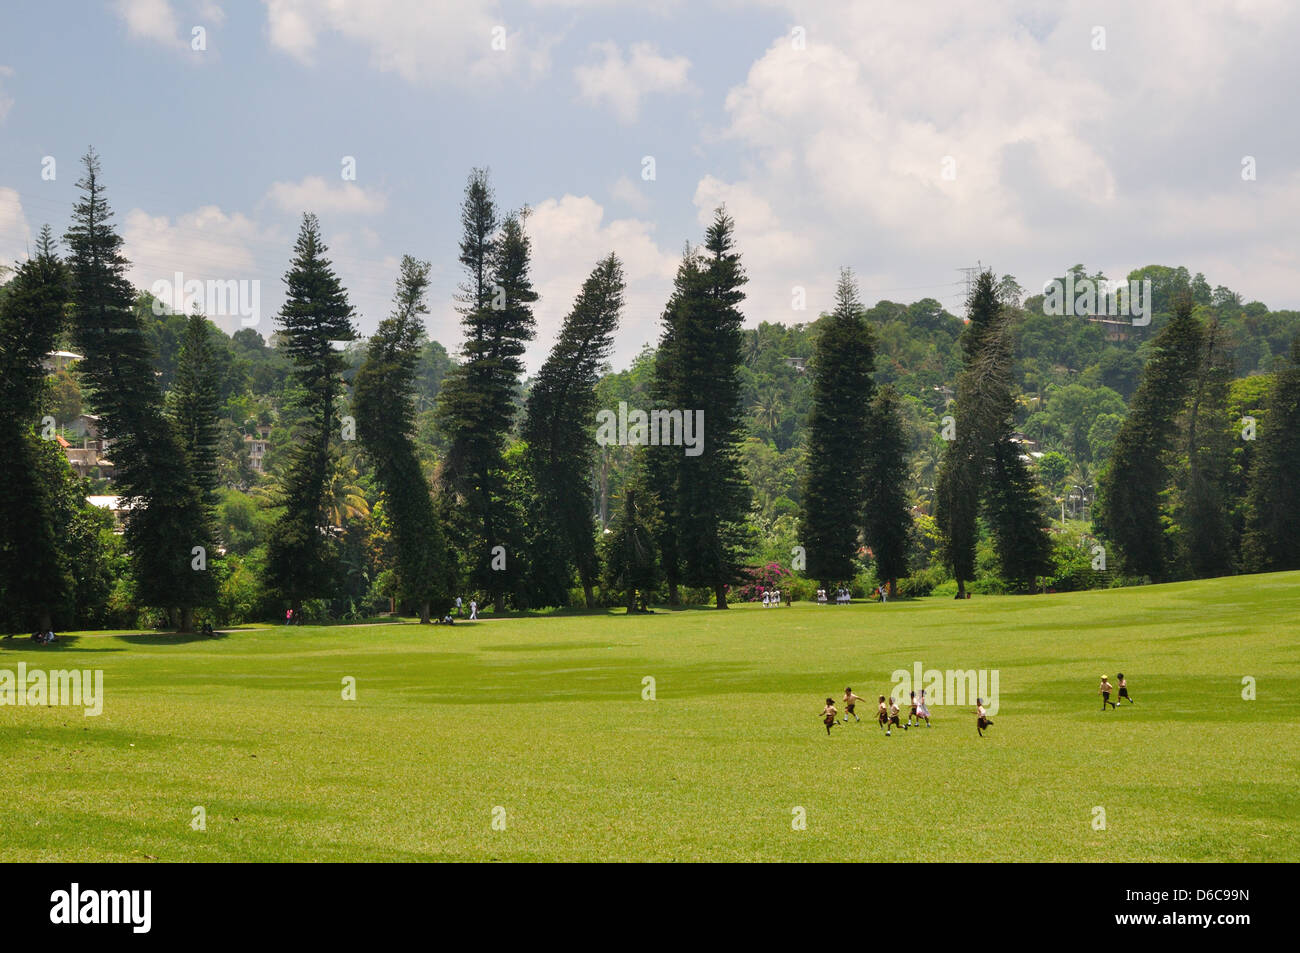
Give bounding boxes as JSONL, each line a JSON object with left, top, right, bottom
{"left": 354, "top": 256, "right": 452, "bottom": 623}
{"left": 662, "top": 210, "right": 750, "bottom": 607}
{"left": 0, "top": 226, "right": 70, "bottom": 632}
{"left": 169, "top": 312, "right": 222, "bottom": 516}
{"left": 435, "top": 172, "right": 536, "bottom": 613}
{"left": 646, "top": 247, "right": 697, "bottom": 604}
{"left": 522, "top": 254, "right": 624, "bottom": 607}
{"left": 266, "top": 213, "right": 357, "bottom": 612}
{"left": 863, "top": 384, "right": 912, "bottom": 595}
{"left": 1096, "top": 292, "right": 1203, "bottom": 579}
{"left": 64, "top": 152, "right": 215, "bottom": 629}
{"left": 1242, "top": 336, "right": 1300, "bottom": 571}
{"left": 1173, "top": 317, "right": 1235, "bottom": 578}
{"left": 800, "top": 268, "right": 874, "bottom": 590}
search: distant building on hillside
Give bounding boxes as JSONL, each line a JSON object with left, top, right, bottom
{"left": 64, "top": 413, "right": 114, "bottom": 479}
{"left": 244, "top": 424, "right": 271, "bottom": 473}
{"left": 1008, "top": 431, "right": 1043, "bottom": 464}
{"left": 1085, "top": 317, "right": 1132, "bottom": 342}
{"left": 87, "top": 495, "right": 132, "bottom": 533}
{"left": 42, "top": 350, "right": 83, "bottom": 374}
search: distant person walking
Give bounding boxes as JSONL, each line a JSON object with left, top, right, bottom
{"left": 469, "top": 600, "right": 478, "bottom": 620}
{"left": 456, "top": 596, "right": 463, "bottom": 617}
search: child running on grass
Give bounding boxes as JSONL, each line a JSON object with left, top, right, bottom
{"left": 877, "top": 695, "right": 889, "bottom": 732}
{"left": 907, "top": 690, "right": 920, "bottom": 727}
{"left": 842, "top": 687, "right": 865, "bottom": 723}
{"left": 1116, "top": 672, "right": 1134, "bottom": 704}
{"left": 822, "top": 698, "right": 839, "bottom": 735}
{"left": 886, "top": 696, "right": 906, "bottom": 735}
{"left": 1099, "top": 675, "right": 1118, "bottom": 710}
{"left": 916, "top": 688, "right": 932, "bottom": 727}
{"left": 975, "top": 697, "right": 993, "bottom": 736}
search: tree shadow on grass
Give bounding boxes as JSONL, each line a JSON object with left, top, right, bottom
{"left": 115, "top": 631, "right": 231, "bottom": 646}
{"left": 0, "top": 635, "right": 125, "bottom": 653}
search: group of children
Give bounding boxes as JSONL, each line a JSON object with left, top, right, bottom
{"left": 816, "top": 588, "right": 852, "bottom": 605}
{"left": 819, "top": 673, "right": 1137, "bottom": 740}
{"left": 820, "top": 687, "right": 991, "bottom": 736}
{"left": 761, "top": 589, "right": 787, "bottom": 607}
{"left": 1099, "top": 674, "right": 1134, "bottom": 709}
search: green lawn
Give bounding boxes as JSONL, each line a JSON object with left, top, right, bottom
{"left": 2, "top": 572, "right": 1297, "bottom": 862}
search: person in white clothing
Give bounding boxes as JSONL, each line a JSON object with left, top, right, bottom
{"left": 469, "top": 600, "right": 478, "bottom": 620}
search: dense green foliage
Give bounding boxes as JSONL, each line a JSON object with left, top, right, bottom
{"left": 4, "top": 153, "right": 1299, "bottom": 630}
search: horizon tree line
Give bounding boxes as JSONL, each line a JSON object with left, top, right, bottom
{"left": 4, "top": 151, "right": 1300, "bottom": 632}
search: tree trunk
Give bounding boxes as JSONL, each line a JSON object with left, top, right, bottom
{"left": 668, "top": 581, "right": 679, "bottom": 606}
{"left": 626, "top": 588, "right": 636, "bottom": 613}
{"left": 956, "top": 578, "right": 966, "bottom": 600}
{"left": 179, "top": 607, "right": 194, "bottom": 633}
{"left": 420, "top": 601, "right": 430, "bottom": 624}
{"left": 715, "top": 583, "right": 728, "bottom": 609}
{"left": 888, "top": 578, "right": 897, "bottom": 598}
{"left": 583, "top": 581, "right": 595, "bottom": 609}
{"left": 598, "top": 448, "right": 609, "bottom": 529}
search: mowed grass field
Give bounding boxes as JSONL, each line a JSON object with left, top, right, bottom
{"left": 2, "top": 572, "right": 1297, "bottom": 862}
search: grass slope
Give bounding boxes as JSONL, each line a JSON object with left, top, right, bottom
{"left": 2, "top": 572, "right": 1297, "bottom": 861}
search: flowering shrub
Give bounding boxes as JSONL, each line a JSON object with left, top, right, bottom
{"left": 736, "top": 561, "right": 793, "bottom": 602}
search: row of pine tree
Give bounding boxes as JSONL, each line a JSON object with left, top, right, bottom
{"left": 2, "top": 152, "right": 1299, "bottom": 631}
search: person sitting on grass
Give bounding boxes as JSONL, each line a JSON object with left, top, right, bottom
{"left": 822, "top": 698, "right": 839, "bottom": 735}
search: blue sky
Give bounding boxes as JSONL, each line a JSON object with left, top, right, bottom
{"left": 2, "top": 1, "right": 1298, "bottom": 371}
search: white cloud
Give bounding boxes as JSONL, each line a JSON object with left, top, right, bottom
{"left": 122, "top": 205, "right": 274, "bottom": 333}
{"left": 609, "top": 175, "right": 652, "bottom": 214}
{"left": 264, "top": 176, "right": 387, "bottom": 216}
{"left": 113, "top": 0, "right": 183, "bottom": 47}
{"left": 261, "top": 0, "right": 550, "bottom": 84}
{"left": 706, "top": 0, "right": 1300, "bottom": 317}
{"left": 574, "top": 41, "right": 691, "bottom": 123}
{"left": 0, "top": 187, "right": 33, "bottom": 269}
{"left": 524, "top": 195, "right": 679, "bottom": 369}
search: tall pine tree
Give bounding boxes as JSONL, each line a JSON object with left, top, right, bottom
{"left": 863, "top": 384, "right": 912, "bottom": 595}
{"left": 168, "top": 312, "right": 222, "bottom": 518}
{"left": 1242, "top": 336, "right": 1300, "bottom": 571}
{"left": 800, "top": 268, "right": 874, "bottom": 590}
{"left": 1096, "top": 292, "right": 1203, "bottom": 580}
{"left": 266, "top": 213, "right": 357, "bottom": 613}
{"left": 64, "top": 152, "right": 214, "bottom": 629}
{"left": 654, "top": 210, "right": 751, "bottom": 608}
{"left": 0, "top": 226, "right": 70, "bottom": 633}
{"left": 435, "top": 172, "right": 536, "bottom": 613}
{"left": 354, "top": 256, "right": 452, "bottom": 623}
{"left": 522, "top": 254, "right": 624, "bottom": 607}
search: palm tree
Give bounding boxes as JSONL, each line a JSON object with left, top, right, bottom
{"left": 910, "top": 433, "right": 945, "bottom": 512}
{"left": 324, "top": 460, "right": 371, "bottom": 529}
{"left": 751, "top": 386, "right": 783, "bottom": 437}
